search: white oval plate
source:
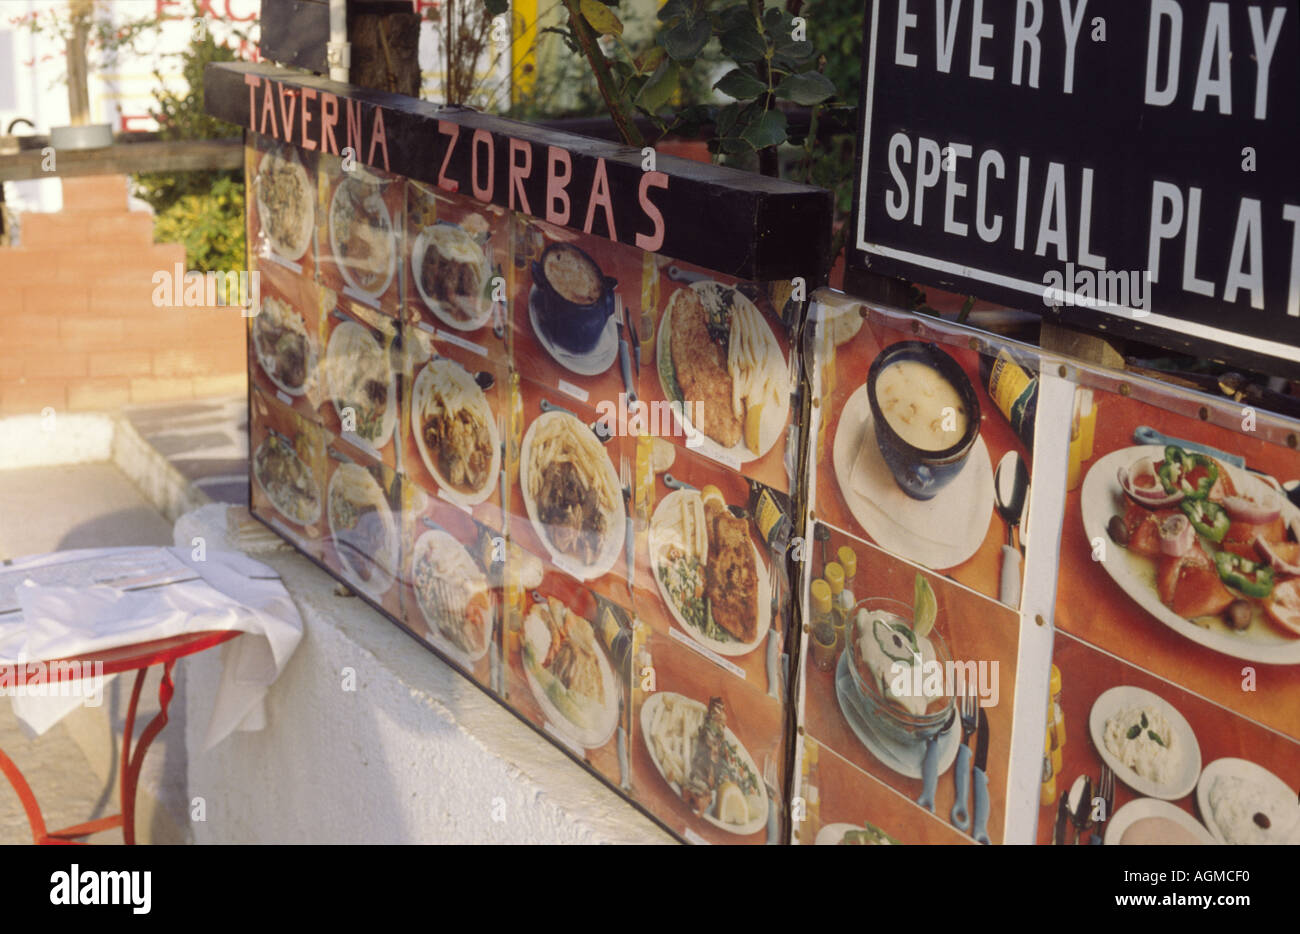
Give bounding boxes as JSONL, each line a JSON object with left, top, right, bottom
{"left": 655, "top": 282, "right": 790, "bottom": 465}
{"left": 1104, "top": 797, "right": 1216, "bottom": 845}
{"left": 410, "top": 357, "right": 500, "bottom": 507}
{"left": 327, "top": 463, "right": 398, "bottom": 600}
{"left": 1089, "top": 685, "right": 1202, "bottom": 801}
{"left": 325, "top": 319, "right": 397, "bottom": 451}
{"left": 255, "top": 147, "right": 314, "bottom": 261}
{"left": 1196, "top": 757, "right": 1300, "bottom": 845}
{"left": 328, "top": 175, "right": 396, "bottom": 300}
{"left": 639, "top": 691, "right": 767, "bottom": 836}
{"left": 519, "top": 410, "right": 625, "bottom": 582}
{"left": 520, "top": 599, "right": 620, "bottom": 750}
{"left": 409, "top": 528, "right": 492, "bottom": 665}
{"left": 647, "top": 487, "right": 771, "bottom": 657}
{"left": 411, "top": 224, "right": 495, "bottom": 332}
{"left": 1080, "top": 446, "right": 1300, "bottom": 664}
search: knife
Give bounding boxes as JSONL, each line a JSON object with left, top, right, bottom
{"left": 615, "top": 313, "right": 637, "bottom": 403}
{"left": 625, "top": 294, "right": 641, "bottom": 370}
{"left": 972, "top": 706, "right": 992, "bottom": 844}
{"left": 1133, "top": 426, "right": 1246, "bottom": 468}
{"left": 1052, "top": 788, "right": 1072, "bottom": 845}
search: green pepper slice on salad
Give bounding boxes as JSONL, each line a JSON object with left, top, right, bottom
{"left": 1180, "top": 498, "right": 1230, "bottom": 543}
{"left": 1213, "top": 551, "right": 1274, "bottom": 599}
{"left": 1157, "top": 446, "right": 1219, "bottom": 499}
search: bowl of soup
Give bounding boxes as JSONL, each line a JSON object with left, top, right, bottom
{"left": 531, "top": 243, "right": 618, "bottom": 354}
{"left": 866, "top": 341, "right": 981, "bottom": 500}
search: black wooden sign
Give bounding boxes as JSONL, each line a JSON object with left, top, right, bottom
{"left": 205, "top": 62, "right": 832, "bottom": 282}
{"left": 848, "top": 0, "right": 1300, "bottom": 374}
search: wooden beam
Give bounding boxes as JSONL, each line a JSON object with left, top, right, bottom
{"left": 0, "top": 138, "right": 243, "bottom": 182}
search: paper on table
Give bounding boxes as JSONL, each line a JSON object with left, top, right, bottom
{"left": 4, "top": 546, "right": 302, "bottom": 750}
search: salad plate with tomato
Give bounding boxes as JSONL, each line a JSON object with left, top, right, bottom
{"left": 1082, "top": 444, "right": 1300, "bottom": 664}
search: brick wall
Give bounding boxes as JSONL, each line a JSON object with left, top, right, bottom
{"left": 0, "top": 175, "right": 247, "bottom": 415}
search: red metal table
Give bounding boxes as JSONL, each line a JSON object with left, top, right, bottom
{"left": 0, "top": 630, "right": 241, "bottom": 845}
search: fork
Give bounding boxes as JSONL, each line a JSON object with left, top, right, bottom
{"left": 950, "top": 686, "right": 978, "bottom": 831}
{"left": 763, "top": 754, "right": 780, "bottom": 844}
{"left": 619, "top": 454, "right": 634, "bottom": 594}
{"left": 1091, "top": 764, "right": 1115, "bottom": 845}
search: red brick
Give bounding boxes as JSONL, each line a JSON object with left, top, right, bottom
{"left": 67, "top": 377, "right": 131, "bottom": 411}
{"left": 193, "top": 373, "right": 247, "bottom": 397}
{"left": 18, "top": 212, "right": 89, "bottom": 250}
{"left": 56, "top": 248, "right": 168, "bottom": 285}
{"left": 84, "top": 212, "right": 155, "bottom": 247}
{"left": 0, "top": 378, "right": 68, "bottom": 415}
{"left": 20, "top": 351, "right": 88, "bottom": 380}
{"left": 0, "top": 355, "right": 25, "bottom": 380}
{"left": 88, "top": 350, "right": 153, "bottom": 378}
{"left": 61, "top": 175, "right": 128, "bottom": 214}
{"left": 57, "top": 318, "right": 126, "bottom": 352}
{"left": 0, "top": 314, "right": 61, "bottom": 350}
{"left": 21, "top": 283, "right": 89, "bottom": 316}
{"left": 129, "top": 376, "right": 193, "bottom": 404}
{"left": 0, "top": 248, "right": 64, "bottom": 289}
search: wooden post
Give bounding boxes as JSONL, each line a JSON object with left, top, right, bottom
{"left": 348, "top": 5, "right": 421, "bottom": 97}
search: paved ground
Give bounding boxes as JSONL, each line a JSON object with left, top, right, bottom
{"left": 0, "top": 462, "right": 179, "bottom": 844}
{"left": 123, "top": 395, "right": 249, "bottom": 508}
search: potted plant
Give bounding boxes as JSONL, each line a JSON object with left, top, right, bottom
{"left": 20, "top": 0, "right": 157, "bottom": 150}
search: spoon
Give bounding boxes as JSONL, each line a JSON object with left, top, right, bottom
{"left": 993, "top": 450, "right": 1029, "bottom": 607}
{"left": 1067, "top": 773, "right": 1093, "bottom": 845}
{"left": 917, "top": 707, "right": 957, "bottom": 814}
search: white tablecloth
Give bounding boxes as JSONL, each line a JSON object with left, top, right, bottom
{"left": 0, "top": 546, "right": 302, "bottom": 750}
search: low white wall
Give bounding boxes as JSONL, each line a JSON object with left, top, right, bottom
{"left": 176, "top": 506, "right": 672, "bottom": 844}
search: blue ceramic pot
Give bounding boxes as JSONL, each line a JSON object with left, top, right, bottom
{"left": 531, "top": 244, "right": 617, "bottom": 355}
{"left": 866, "top": 341, "right": 981, "bottom": 501}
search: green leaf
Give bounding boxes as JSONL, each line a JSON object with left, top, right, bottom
{"left": 635, "top": 59, "right": 680, "bottom": 114}
{"left": 484, "top": 0, "right": 509, "bottom": 16}
{"left": 634, "top": 44, "right": 666, "bottom": 75}
{"left": 662, "top": 17, "right": 710, "bottom": 60}
{"left": 773, "top": 41, "right": 816, "bottom": 68}
{"left": 720, "top": 19, "right": 765, "bottom": 62}
{"left": 774, "top": 71, "right": 835, "bottom": 105}
{"left": 657, "top": 0, "right": 690, "bottom": 23}
{"left": 739, "top": 108, "right": 787, "bottom": 149}
{"left": 713, "top": 68, "right": 766, "bottom": 101}
{"left": 714, "top": 101, "right": 744, "bottom": 137}
{"left": 580, "top": 0, "right": 623, "bottom": 36}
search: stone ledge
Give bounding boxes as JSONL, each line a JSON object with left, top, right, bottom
{"left": 175, "top": 504, "right": 673, "bottom": 845}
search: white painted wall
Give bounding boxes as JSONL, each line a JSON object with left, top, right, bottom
{"left": 176, "top": 505, "right": 672, "bottom": 844}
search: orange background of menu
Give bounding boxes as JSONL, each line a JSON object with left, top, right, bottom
{"left": 801, "top": 526, "right": 1019, "bottom": 845}
{"left": 811, "top": 320, "right": 1032, "bottom": 607}
{"left": 1054, "top": 390, "right": 1300, "bottom": 739}
{"left": 1035, "top": 632, "right": 1300, "bottom": 844}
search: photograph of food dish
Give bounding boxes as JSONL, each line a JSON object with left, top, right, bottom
{"left": 249, "top": 387, "right": 327, "bottom": 557}
{"left": 807, "top": 298, "right": 1036, "bottom": 609}
{"left": 633, "top": 441, "right": 789, "bottom": 690}
{"left": 400, "top": 327, "right": 506, "bottom": 530}
{"left": 406, "top": 181, "right": 509, "bottom": 345}
{"left": 510, "top": 217, "right": 643, "bottom": 406}
{"left": 502, "top": 569, "right": 630, "bottom": 787}
{"left": 247, "top": 263, "right": 322, "bottom": 418}
{"left": 251, "top": 136, "right": 316, "bottom": 268}
{"left": 799, "top": 525, "right": 1018, "bottom": 844}
{"left": 1054, "top": 382, "right": 1300, "bottom": 738}
{"left": 323, "top": 453, "right": 401, "bottom": 612}
{"left": 797, "top": 737, "right": 974, "bottom": 845}
{"left": 318, "top": 303, "right": 399, "bottom": 465}
{"left": 320, "top": 157, "right": 401, "bottom": 308}
{"left": 1036, "top": 631, "right": 1300, "bottom": 844}
{"left": 397, "top": 491, "right": 500, "bottom": 686}
{"left": 631, "top": 630, "right": 784, "bottom": 843}
{"left": 638, "top": 256, "right": 797, "bottom": 492}
{"left": 511, "top": 379, "right": 627, "bottom": 590}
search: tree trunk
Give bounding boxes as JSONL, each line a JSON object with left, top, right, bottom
{"left": 66, "top": 0, "right": 94, "bottom": 126}
{"left": 349, "top": 13, "right": 421, "bottom": 97}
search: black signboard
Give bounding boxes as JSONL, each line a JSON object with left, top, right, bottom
{"left": 848, "top": 0, "right": 1300, "bottom": 374}
{"left": 205, "top": 62, "right": 832, "bottom": 282}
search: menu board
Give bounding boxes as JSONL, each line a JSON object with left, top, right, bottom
{"left": 239, "top": 122, "right": 819, "bottom": 844}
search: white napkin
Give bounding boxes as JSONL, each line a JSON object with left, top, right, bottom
{"left": 4, "top": 546, "right": 301, "bottom": 750}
